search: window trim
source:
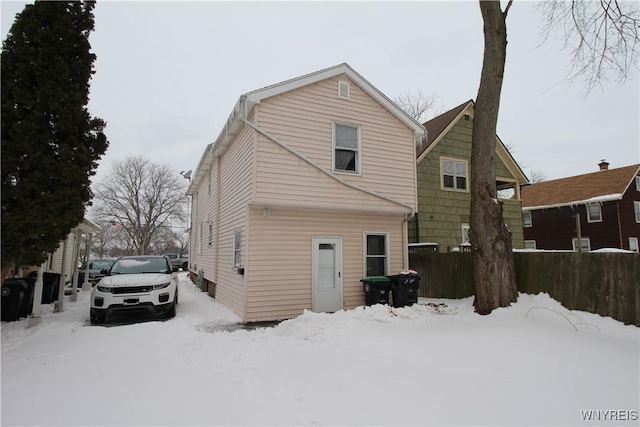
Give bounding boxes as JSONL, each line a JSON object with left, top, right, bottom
{"left": 586, "top": 204, "right": 602, "bottom": 223}
{"left": 572, "top": 237, "right": 591, "bottom": 252}
{"left": 522, "top": 211, "right": 532, "bottom": 228}
{"left": 332, "top": 122, "right": 361, "bottom": 175}
{"left": 440, "top": 157, "right": 469, "bottom": 192}
{"left": 523, "top": 240, "right": 537, "bottom": 250}
{"left": 233, "top": 231, "right": 242, "bottom": 269}
{"left": 635, "top": 176, "right": 640, "bottom": 192}
{"left": 635, "top": 201, "right": 640, "bottom": 223}
{"left": 629, "top": 237, "right": 639, "bottom": 252}
{"left": 363, "top": 232, "right": 389, "bottom": 277}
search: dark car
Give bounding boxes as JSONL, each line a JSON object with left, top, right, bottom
{"left": 78, "top": 258, "right": 116, "bottom": 286}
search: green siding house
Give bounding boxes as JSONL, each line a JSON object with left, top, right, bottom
{"left": 409, "top": 100, "right": 529, "bottom": 251}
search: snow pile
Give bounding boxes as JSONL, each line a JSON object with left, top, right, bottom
{"left": 2, "top": 274, "right": 638, "bottom": 426}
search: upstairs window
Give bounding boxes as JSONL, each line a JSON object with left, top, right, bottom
{"left": 635, "top": 201, "right": 640, "bottom": 223}
{"left": 587, "top": 204, "right": 602, "bottom": 222}
{"left": 636, "top": 176, "right": 640, "bottom": 191}
{"left": 441, "top": 158, "right": 468, "bottom": 191}
{"left": 522, "top": 211, "right": 532, "bottom": 228}
{"left": 333, "top": 123, "right": 360, "bottom": 173}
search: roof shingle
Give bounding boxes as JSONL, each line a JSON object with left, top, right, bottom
{"left": 521, "top": 164, "right": 640, "bottom": 208}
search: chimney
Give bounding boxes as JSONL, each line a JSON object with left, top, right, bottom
{"left": 598, "top": 159, "right": 609, "bottom": 171}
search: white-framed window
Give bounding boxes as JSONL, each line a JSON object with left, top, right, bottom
{"left": 233, "top": 231, "right": 242, "bottom": 268}
{"left": 208, "top": 221, "right": 213, "bottom": 246}
{"left": 586, "top": 204, "right": 602, "bottom": 222}
{"left": 635, "top": 201, "right": 640, "bottom": 223}
{"left": 333, "top": 122, "right": 360, "bottom": 174}
{"left": 572, "top": 237, "right": 591, "bottom": 252}
{"left": 522, "top": 211, "right": 532, "bottom": 228}
{"left": 523, "top": 240, "right": 536, "bottom": 249}
{"left": 364, "top": 232, "right": 388, "bottom": 277}
{"left": 461, "top": 224, "right": 471, "bottom": 244}
{"left": 635, "top": 176, "right": 640, "bottom": 191}
{"left": 629, "top": 237, "right": 639, "bottom": 252}
{"left": 441, "top": 158, "right": 468, "bottom": 191}
{"left": 338, "top": 80, "right": 350, "bottom": 99}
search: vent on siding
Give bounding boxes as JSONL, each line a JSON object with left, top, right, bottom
{"left": 338, "top": 81, "right": 350, "bottom": 99}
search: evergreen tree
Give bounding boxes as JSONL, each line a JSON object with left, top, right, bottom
{"left": 1, "top": 1, "right": 108, "bottom": 273}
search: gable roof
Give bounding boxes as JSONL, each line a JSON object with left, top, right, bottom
{"left": 521, "top": 164, "right": 640, "bottom": 210}
{"left": 187, "top": 63, "right": 426, "bottom": 195}
{"left": 415, "top": 99, "right": 528, "bottom": 184}
{"left": 417, "top": 99, "right": 472, "bottom": 159}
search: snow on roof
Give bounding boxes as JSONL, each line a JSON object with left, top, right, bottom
{"left": 522, "top": 193, "right": 622, "bottom": 212}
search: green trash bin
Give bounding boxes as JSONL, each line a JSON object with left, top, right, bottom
{"left": 360, "top": 276, "right": 392, "bottom": 306}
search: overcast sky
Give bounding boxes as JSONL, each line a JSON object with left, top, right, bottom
{"left": 2, "top": 0, "right": 639, "bottom": 186}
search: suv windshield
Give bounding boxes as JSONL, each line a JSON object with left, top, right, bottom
{"left": 110, "top": 257, "right": 170, "bottom": 274}
{"left": 89, "top": 259, "right": 115, "bottom": 270}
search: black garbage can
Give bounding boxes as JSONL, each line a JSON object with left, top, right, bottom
{"left": 1, "top": 279, "right": 28, "bottom": 322}
{"left": 41, "top": 272, "right": 60, "bottom": 304}
{"left": 360, "top": 276, "right": 392, "bottom": 306}
{"left": 18, "top": 276, "right": 36, "bottom": 318}
{"left": 387, "top": 273, "right": 420, "bottom": 308}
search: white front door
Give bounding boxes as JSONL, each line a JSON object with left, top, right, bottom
{"left": 312, "top": 237, "right": 342, "bottom": 313}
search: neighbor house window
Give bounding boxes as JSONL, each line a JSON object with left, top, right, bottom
{"left": 636, "top": 176, "right": 640, "bottom": 191}
{"left": 635, "top": 201, "right": 640, "bottom": 223}
{"left": 441, "top": 158, "right": 468, "bottom": 191}
{"left": 524, "top": 240, "right": 536, "bottom": 249}
{"left": 587, "top": 204, "right": 602, "bottom": 222}
{"left": 365, "top": 233, "right": 388, "bottom": 277}
{"left": 522, "top": 211, "right": 532, "bottom": 227}
{"left": 208, "top": 221, "right": 213, "bottom": 246}
{"left": 572, "top": 238, "right": 591, "bottom": 252}
{"left": 629, "top": 237, "right": 639, "bottom": 252}
{"left": 333, "top": 123, "right": 360, "bottom": 173}
{"left": 338, "top": 80, "right": 350, "bottom": 99}
{"left": 461, "top": 224, "right": 471, "bottom": 244}
{"left": 233, "top": 231, "right": 241, "bottom": 268}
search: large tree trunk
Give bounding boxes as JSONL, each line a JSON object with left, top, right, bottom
{"left": 471, "top": 0, "right": 518, "bottom": 314}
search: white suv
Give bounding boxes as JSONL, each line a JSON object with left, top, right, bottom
{"left": 90, "top": 255, "right": 179, "bottom": 325}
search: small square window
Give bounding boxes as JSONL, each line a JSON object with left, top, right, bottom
{"left": 441, "top": 158, "right": 468, "bottom": 191}
{"left": 522, "top": 211, "right": 532, "bottom": 227}
{"left": 523, "top": 240, "right": 536, "bottom": 249}
{"left": 587, "top": 204, "right": 602, "bottom": 222}
{"left": 629, "top": 237, "right": 639, "bottom": 252}
{"left": 572, "top": 238, "right": 591, "bottom": 252}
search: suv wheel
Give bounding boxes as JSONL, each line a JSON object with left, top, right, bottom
{"left": 166, "top": 297, "right": 177, "bottom": 318}
{"left": 181, "top": 262, "right": 188, "bottom": 271}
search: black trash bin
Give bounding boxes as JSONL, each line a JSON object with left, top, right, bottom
{"left": 360, "top": 276, "right": 392, "bottom": 306}
{"left": 41, "top": 272, "right": 60, "bottom": 304}
{"left": 388, "top": 273, "right": 420, "bottom": 308}
{"left": 19, "top": 276, "right": 36, "bottom": 318}
{"left": 1, "top": 279, "right": 28, "bottom": 322}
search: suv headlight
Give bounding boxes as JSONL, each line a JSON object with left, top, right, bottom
{"left": 96, "top": 285, "right": 112, "bottom": 293}
{"left": 152, "top": 282, "right": 171, "bottom": 290}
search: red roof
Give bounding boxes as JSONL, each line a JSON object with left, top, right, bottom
{"left": 521, "top": 164, "right": 640, "bottom": 208}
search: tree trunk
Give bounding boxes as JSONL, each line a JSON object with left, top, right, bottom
{"left": 471, "top": 0, "right": 518, "bottom": 314}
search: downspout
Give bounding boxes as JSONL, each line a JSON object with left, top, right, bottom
{"left": 240, "top": 112, "right": 416, "bottom": 271}
{"left": 616, "top": 200, "right": 623, "bottom": 248}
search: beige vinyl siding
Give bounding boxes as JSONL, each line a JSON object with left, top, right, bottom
{"left": 48, "top": 234, "right": 78, "bottom": 282}
{"left": 254, "top": 75, "right": 416, "bottom": 213}
{"left": 190, "top": 159, "right": 219, "bottom": 278}
{"left": 245, "top": 206, "right": 405, "bottom": 322}
{"left": 213, "top": 122, "right": 256, "bottom": 318}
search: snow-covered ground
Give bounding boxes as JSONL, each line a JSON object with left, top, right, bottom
{"left": 2, "top": 273, "right": 638, "bottom": 426}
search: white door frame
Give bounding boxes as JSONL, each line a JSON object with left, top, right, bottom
{"left": 311, "top": 236, "right": 342, "bottom": 313}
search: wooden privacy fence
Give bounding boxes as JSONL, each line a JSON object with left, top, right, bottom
{"left": 409, "top": 252, "right": 640, "bottom": 326}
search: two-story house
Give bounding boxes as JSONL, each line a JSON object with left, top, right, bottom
{"left": 521, "top": 162, "right": 640, "bottom": 251}
{"left": 186, "top": 64, "right": 425, "bottom": 322}
{"left": 409, "top": 100, "right": 529, "bottom": 251}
